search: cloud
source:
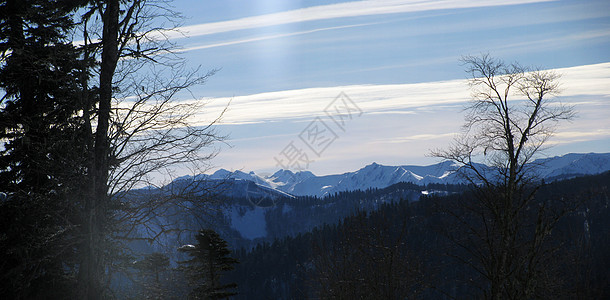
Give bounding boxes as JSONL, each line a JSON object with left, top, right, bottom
{"left": 371, "top": 132, "right": 458, "bottom": 144}
{"left": 547, "top": 129, "right": 610, "bottom": 145}
{"left": 169, "top": 0, "right": 556, "bottom": 40}
{"left": 555, "top": 129, "right": 610, "bottom": 139}
{"left": 171, "top": 0, "right": 610, "bottom": 55}
{"left": 194, "top": 62, "right": 610, "bottom": 125}
{"left": 193, "top": 81, "right": 468, "bottom": 125}
{"left": 205, "top": 61, "right": 609, "bottom": 174}
{"left": 178, "top": 22, "right": 382, "bottom": 52}
{"left": 493, "top": 28, "right": 610, "bottom": 55}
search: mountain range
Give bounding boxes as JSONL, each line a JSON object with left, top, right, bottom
{"left": 179, "top": 152, "right": 610, "bottom": 198}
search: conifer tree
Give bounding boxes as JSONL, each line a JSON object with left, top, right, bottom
{"left": 0, "top": 0, "right": 88, "bottom": 297}
{"left": 179, "top": 229, "right": 239, "bottom": 299}
{"left": 134, "top": 252, "right": 172, "bottom": 299}
{"left": 1, "top": 1, "right": 223, "bottom": 297}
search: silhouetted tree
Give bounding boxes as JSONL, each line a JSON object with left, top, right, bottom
{"left": 133, "top": 252, "right": 173, "bottom": 299}
{"left": 179, "top": 229, "right": 239, "bottom": 299}
{"left": 0, "top": 0, "right": 88, "bottom": 297}
{"left": 0, "top": 0, "right": 224, "bottom": 298}
{"left": 432, "top": 54, "right": 575, "bottom": 299}
{"left": 75, "top": 1, "right": 223, "bottom": 297}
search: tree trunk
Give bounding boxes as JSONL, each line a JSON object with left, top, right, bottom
{"left": 78, "top": 0, "right": 120, "bottom": 298}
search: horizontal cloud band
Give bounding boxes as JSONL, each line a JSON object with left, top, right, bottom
{"left": 190, "top": 62, "right": 610, "bottom": 125}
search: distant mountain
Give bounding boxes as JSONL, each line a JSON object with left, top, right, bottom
{"left": 278, "top": 161, "right": 465, "bottom": 197}
{"left": 531, "top": 153, "right": 610, "bottom": 180}
{"left": 128, "top": 157, "right": 610, "bottom": 266}
{"left": 179, "top": 152, "right": 610, "bottom": 198}
{"left": 171, "top": 176, "right": 294, "bottom": 203}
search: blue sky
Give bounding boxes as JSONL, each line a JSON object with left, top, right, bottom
{"left": 162, "top": 0, "right": 610, "bottom": 175}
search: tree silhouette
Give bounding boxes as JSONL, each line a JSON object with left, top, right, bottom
{"left": 74, "top": 1, "right": 223, "bottom": 297}
{"left": 432, "top": 54, "right": 575, "bottom": 299}
{"left": 0, "top": 0, "right": 88, "bottom": 297}
{"left": 133, "top": 252, "right": 172, "bottom": 299}
{"left": 179, "top": 229, "right": 239, "bottom": 299}
{"left": 0, "top": 1, "right": 224, "bottom": 297}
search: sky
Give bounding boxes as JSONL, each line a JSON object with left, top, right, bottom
{"left": 161, "top": 0, "right": 610, "bottom": 176}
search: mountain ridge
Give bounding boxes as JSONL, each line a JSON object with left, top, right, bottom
{"left": 180, "top": 152, "right": 610, "bottom": 198}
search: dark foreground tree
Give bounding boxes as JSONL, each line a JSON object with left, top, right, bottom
{"left": 0, "top": 0, "right": 87, "bottom": 297}
{"left": 75, "top": 1, "right": 223, "bottom": 298}
{"left": 1, "top": 0, "right": 224, "bottom": 298}
{"left": 432, "top": 54, "right": 575, "bottom": 299}
{"left": 133, "top": 252, "right": 173, "bottom": 299}
{"left": 179, "top": 229, "right": 239, "bottom": 299}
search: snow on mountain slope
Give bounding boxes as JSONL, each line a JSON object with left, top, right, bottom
{"left": 531, "top": 153, "right": 610, "bottom": 179}
{"left": 187, "top": 152, "right": 610, "bottom": 198}
{"left": 286, "top": 161, "right": 461, "bottom": 197}
{"left": 266, "top": 169, "right": 315, "bottom": 191}
{"left": 209, "top": 169, "right": 272, "bottom": 188}
{"left": 228, "top": 206, "right": 267, "bottom": 240}
{"left": 287, "top": 173, "right": 344, "bottom": 197}
{"left": 281, "top": 153, "right": 609, "bottom": 197}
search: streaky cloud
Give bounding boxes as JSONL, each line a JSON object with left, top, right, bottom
{"left": 195, "top": 62, "right": 610, "bottom": 125}
{"left": 178, "top": 22, "right": 383, "bottom": 52}
{"left": 169, "top": 0, "right": 557, "bottom": 40}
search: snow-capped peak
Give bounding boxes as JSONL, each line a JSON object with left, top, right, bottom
{"left": 188, "top": 153, "right": 610, "bottom": 198}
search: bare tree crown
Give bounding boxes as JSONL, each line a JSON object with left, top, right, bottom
{"left": 431, "top": 54, "right": 578, "bottom": 299}
{"left": 435, "top": 54, "right": 574, "bottom": 185}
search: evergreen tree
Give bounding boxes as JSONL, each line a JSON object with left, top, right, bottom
{"left": 0, "top": 0, "right": 88, "bottom": 297}
{"left": 179, "top": 229, "right": 239, "bottom": 299}
{"left": 134, "top": 252, "right": 172, "bottom": 299}
{"left": 1, "top": 0, "right": 223, "bottom": 298}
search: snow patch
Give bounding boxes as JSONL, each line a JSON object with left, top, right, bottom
{"left": 229, "top": 206, "right": 267, "bottom": 240}
{"left": 439, "top": 170, "right": 453, "bottom": 179}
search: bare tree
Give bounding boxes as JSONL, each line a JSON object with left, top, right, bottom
{"left": 74, "top": 0, "right": 226, "bottom": 298}
{"left": 432, "top": 54, "right": 575, "bottom": 299}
